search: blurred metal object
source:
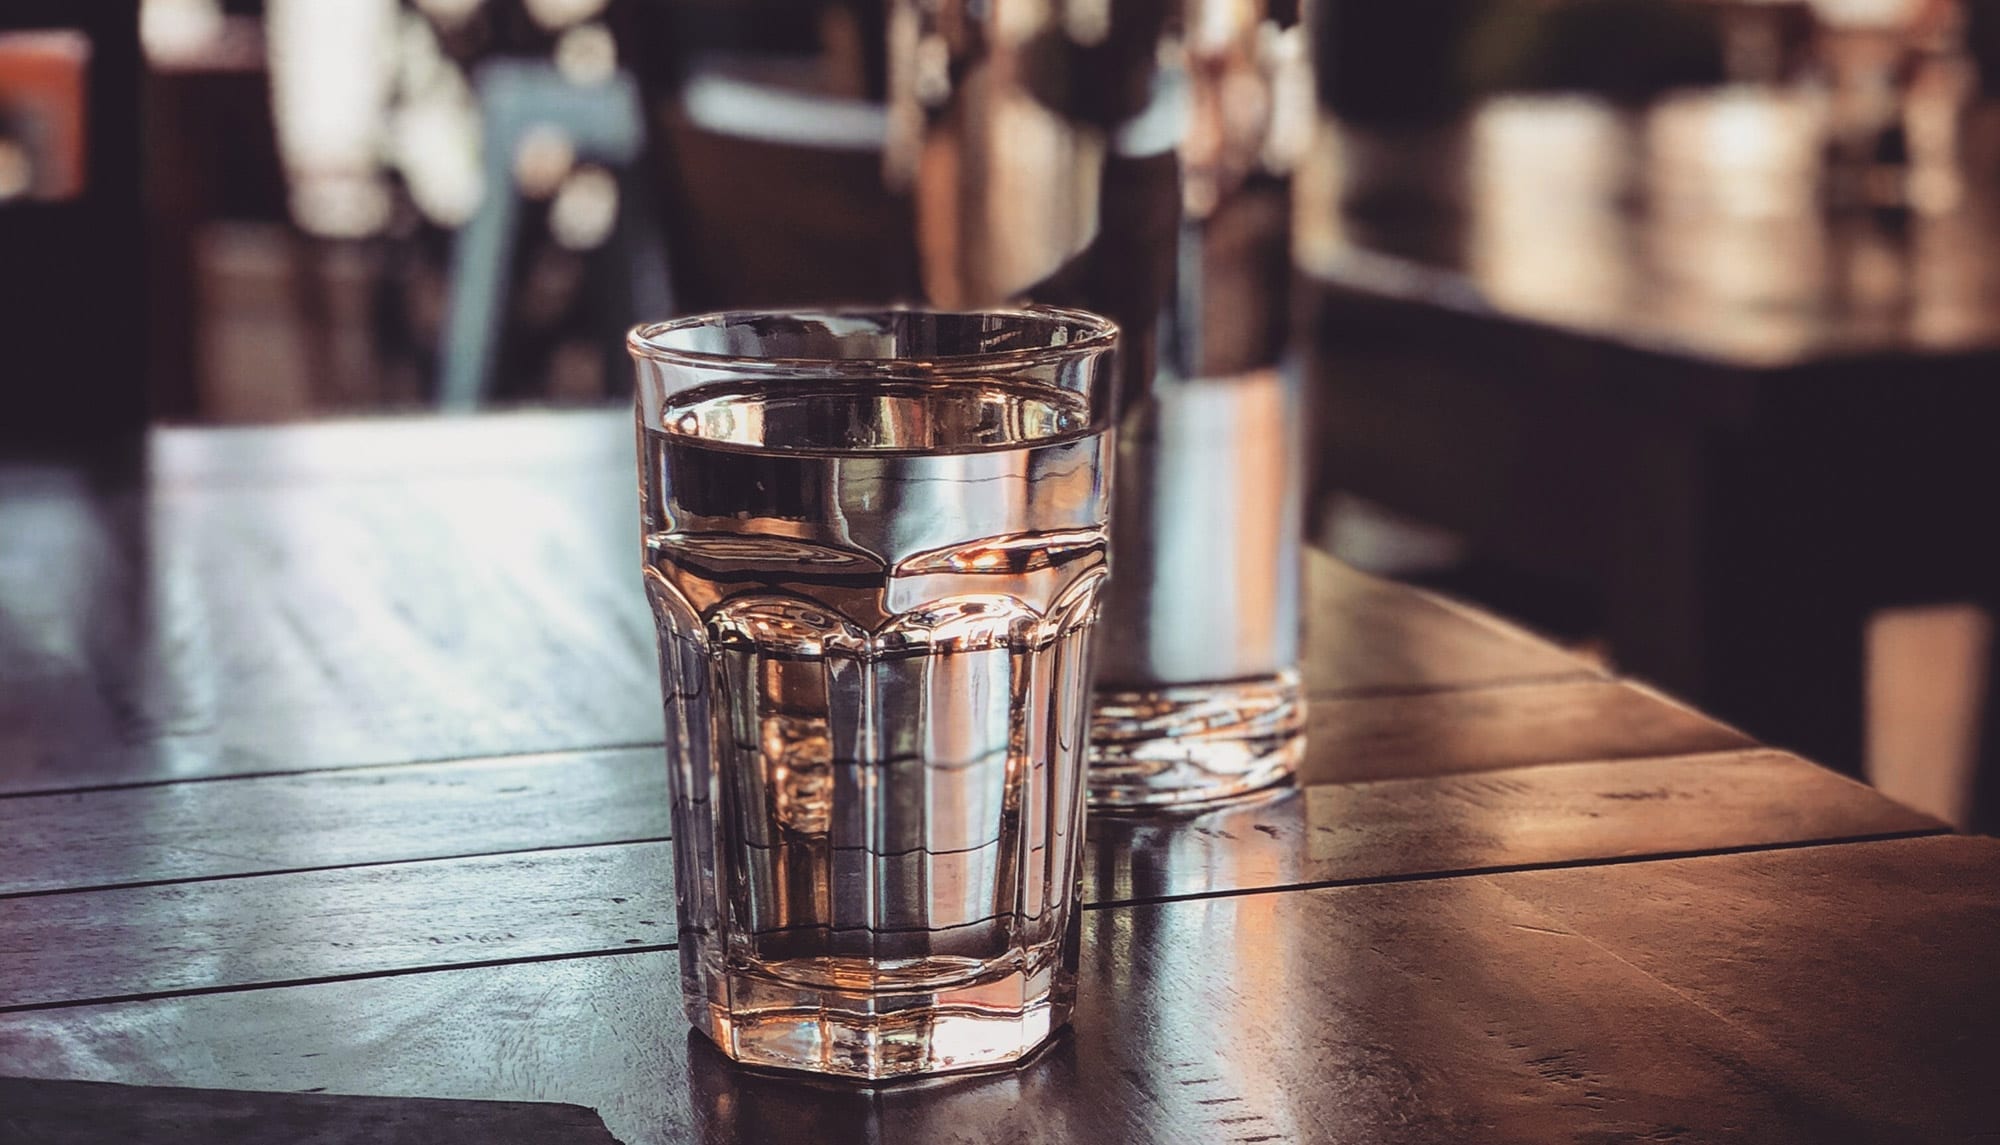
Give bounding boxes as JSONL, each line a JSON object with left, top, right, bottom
{"left": 882, "top": 0, "right": 1307, "bottom": 806}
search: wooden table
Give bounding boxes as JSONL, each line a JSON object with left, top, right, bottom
{"left": 2, "top": 408, "right": 1995, "bottom": 1143}
{"left": 1295, "top": 94, "right": 2000, "bottom": 796}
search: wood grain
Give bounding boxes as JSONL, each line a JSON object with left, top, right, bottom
{"left": 1300, "top": 677, "right": 1754, "bottom": 783}
{"left": 0, "top": 844, "right": 675, "bottom": 1009}
{"left": 0, "top": 425, "right": 664, "bottom": 793}
{"left": 1, "top": 410, "right": 1604, "bottom": 796}
{"left": 1488, "top": 834, "right": 2000, "bottom": 1140}
{"left": 1294, "top": 105, "right": 2000, "bottom": 370}
{"left": 4, "top": 836, "right": 1992, "bottom": 1144}
{"left": 0, "top": 685, "right": 1816, "bottom": 898}
{"left": 2, "top": 355, "right": 1986, "bottom": 1145}
{"left": 0, "top": 1076, "right": 620, "bottom": 1145}
{"left": 0, "top": 750, "right": 1939, "bottom": 1009}
{"left": 0, "top": 748, "right": 670, "bottom": 896}
{"left": 1085, "top": 748, "right": 1942, "bottom": 905}
{"left": 1302, "top": 556, "right": 1599, "bottom": 696}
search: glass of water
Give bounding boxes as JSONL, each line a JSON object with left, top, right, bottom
{"left": 629, "top": 307, "right": 1118, "bottom": 1080}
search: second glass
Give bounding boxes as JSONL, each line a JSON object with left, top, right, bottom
{"left": 629, "top": 307, "right": 1118, "bottom": 1080}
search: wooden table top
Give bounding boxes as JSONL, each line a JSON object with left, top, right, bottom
{"left": 1294, "top": 93, "right": 2000, "bottom": 380}
{"left": 2, "top": 408, "right": 1994, "bottom": 1144}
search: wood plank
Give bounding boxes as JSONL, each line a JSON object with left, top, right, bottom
{"left": 4, "top": 836, "right": 1992, "bottom": 1144}
{"left": 0, "top": 663, "right": 1795, "bottom": 896}
{"left": 0, "top": 844, "right": 675, "bottom": 1009}
{"left": 1085, "top": 749, "right": 1943, "bottom": 905}
{"left": 0, "top": 751, "right": 1940, "bottom": 1009}
{"left": 1301, "top": 553, "right": 1600, "bottom": 696}
{"left": 0, "top": 423, "right": 665, "bottom": 795}
{"left": 0, "top": 749, "right": 669, "bottom": 896}
{"left": 0, "top": 1077, "right": 619, "bottom": 1145}
{"left": 1, "top": 411, "right": 1608, "bottom": 796}
{"left": 1487, "top": 834, "right": 2000, "bottom": 1139}
{"left": 0, "top": 736, "right": 1932, "bottom": 903}
{"left": 1300, "top": 677, "right": 1755, "bottom": 784}
{"left": 0, "top": 613, "right": 1741, "bottom": 901}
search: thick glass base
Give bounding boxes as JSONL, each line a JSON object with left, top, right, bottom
{"left": 1088, "top": 671, "right": 1305, "bottom": 807}
{"left": 690, "top": 954, "right": 1073, "bottom": 1081}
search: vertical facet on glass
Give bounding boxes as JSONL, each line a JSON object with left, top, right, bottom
{"left": 630, "top": 308, "right": 1117, "bottom": 1080}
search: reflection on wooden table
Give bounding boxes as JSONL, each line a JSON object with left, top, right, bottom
{"left": 1, "top": 409, "right": 1995, "bottom": 1143}
{"left": 1298, "top": 88, "right": 2000, "bottom": 365}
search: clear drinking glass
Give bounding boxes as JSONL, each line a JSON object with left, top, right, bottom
{"left": 874, "top": 0, "right": 1309, "bottom": 807}
{"left": 629, "top": 307, "right": 1119, "bottom": 1080}
{"left": 1088, "top": 365, "right": 1306, "bottom": 806}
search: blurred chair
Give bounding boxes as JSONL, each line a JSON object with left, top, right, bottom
{"left": 641, "top": 54, "right": 923, "bottom": 313}
{"left": 438, "top": 59, "right": 670, "bottom": 409}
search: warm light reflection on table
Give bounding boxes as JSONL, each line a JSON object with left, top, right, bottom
{"left": 1295, "top": 87, "right": 2000, "bottom": 365}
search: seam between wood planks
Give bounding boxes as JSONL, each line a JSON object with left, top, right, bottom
{"left": 1303, "top": 668, "right": 1608, "bottom": 701}
{"left": 0, "top": 943, "right": 683, "bottom": 1015}
{"left": 0, "top": 675, "right": 1659, "bottom": 802}
{"left": 0, "top": 835, "right": 675, "bottom": 901}
{"left": 0, "top": 742, "right": 672, "bottom": 801}
{"left": 0, "top": 828, "right": 1949, "bottom": 1016}
{"left": 0, "top": 747, "right": 1889, "bottom": 900}
{"left": 1081, "top": 827, "right": 1951, "bottom": 910}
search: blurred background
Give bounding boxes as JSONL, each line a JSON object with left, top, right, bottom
{"left": 6, "top": 0, "right": 2000, "bottom": 827}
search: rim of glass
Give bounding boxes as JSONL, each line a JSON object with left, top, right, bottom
{"left": 626, "top": 304, "right": 1120, "bottom": 374}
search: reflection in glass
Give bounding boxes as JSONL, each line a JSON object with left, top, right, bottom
{"left": 630, "top": 309, "right": 1116, "bottom": 1080}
